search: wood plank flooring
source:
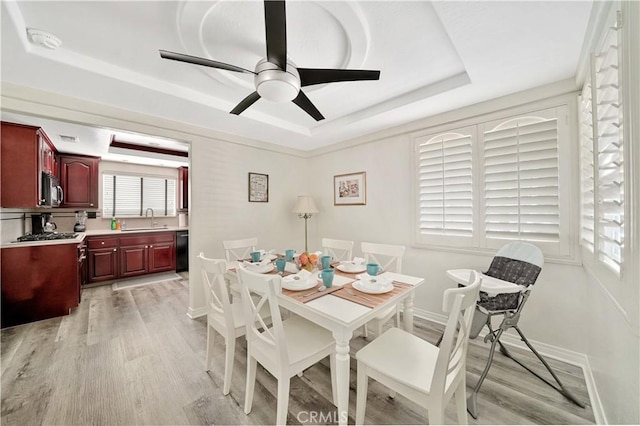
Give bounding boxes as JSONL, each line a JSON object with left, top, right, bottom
{"left": 1, "top": 273, "right": 595, "bottom": 425}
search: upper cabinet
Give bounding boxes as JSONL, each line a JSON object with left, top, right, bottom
{"left": 1, "top": 122, "right": 57, "bottom": 208}
{"left": 178, "top": 166, "right": 188, "bottom": 211}
{"left": 59, "top": 154, "right": 100, "bottom": 208}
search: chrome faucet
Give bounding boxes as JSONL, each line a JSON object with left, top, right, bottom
{"left": 145, "top": 208, "right": 156, "bottom": 228}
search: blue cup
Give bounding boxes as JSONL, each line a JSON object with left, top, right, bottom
{"left": 321, "top": 255, "right": 332, "bottom": 270}
{"left": 285, "top": 249, "right": 295, "bottom": 262}
{"left": 366, "top": 263, "right": 380, "bottom": 276}
{"left": 250, "top": 251, "right": 261, "bottom": 262}
{"left": 275, "top": 257, "right": 286, "bottom": 274}
{"left": 317, "top": 269, "right": 335, "bottom": 288}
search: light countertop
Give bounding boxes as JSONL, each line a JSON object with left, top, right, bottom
{"left": 1, "top": 227, "right": 188, "bottom": 249}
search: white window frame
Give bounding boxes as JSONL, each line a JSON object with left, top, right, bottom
{"left": 412, "top": 97, "right": 577, "bottom": 262}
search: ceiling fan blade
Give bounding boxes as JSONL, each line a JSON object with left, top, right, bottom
{"left": 264, "top": 0, "right": 287, "bottom": 70}
{"left": 298, "top": 68, "right": 381, "bottom": 87}
{"left": 159, "top": 50, "right": 255, "bottom": 75}
{"left": 292, "top": 91, "right": 325, "bottom": 121}
{"left": 230, "top": 92, "right": 261, "bottom": 115}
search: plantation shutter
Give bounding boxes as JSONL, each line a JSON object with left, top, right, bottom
{"left": 593, "top": 19, "right": 624, "bottom": 274}
{"left": 416, "top": 129, "right": 474, "bottom": 243}
{"left": 579, "top": 81, "right": 595, "bottom": 252}
{"left": 483, "top": 111, "right": 560, "bottom": 243}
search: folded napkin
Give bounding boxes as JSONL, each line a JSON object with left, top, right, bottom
{"left": 355, "top": 274, "right": 392, "bottom": 290}
{"left": 352, "top": 257, "right": 365, "bottom": 265}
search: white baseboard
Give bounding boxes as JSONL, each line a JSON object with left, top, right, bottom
{"left": 412, "top": 307, "right": 606, "bottom": 424}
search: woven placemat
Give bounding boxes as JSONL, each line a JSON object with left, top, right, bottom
{"left": 332, "top": 281, "right": 412, "bottom": 308}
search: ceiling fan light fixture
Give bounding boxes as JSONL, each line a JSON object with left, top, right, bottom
{"left": 255, "top": 58, "right": 301, "bottom": 102}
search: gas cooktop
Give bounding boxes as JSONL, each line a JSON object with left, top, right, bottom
{"left": 16, "top": 232, "right": 78, "bottom": 242}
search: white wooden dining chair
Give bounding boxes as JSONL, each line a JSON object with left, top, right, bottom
{"left": 322, "top": 238, "right": 354, "bottom": 261}
{"left": 237, "top": 266, "right": 337, "bottom": 425}
{"left": 360, "top": 242, "right": 406, "bottom": 338}
{"left": 223, "top": 237, "right": 258, "bottom": 262}
{"left": 198, "top": 253, "right": 246, "bottom": 396}
{"left": 355, "top": 271, "right": 482, "bottom": 425}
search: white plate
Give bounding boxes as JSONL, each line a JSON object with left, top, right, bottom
{"left": 282, "top": 277, "right": 318, "bottom": 291}
{"left": 336, "top": 263, "right": 366, "bottom": 273}
{"left": 353, "top": 280, "right": 393, "bottom": 294}
{"left": 245, "top": 263, "right": 275, "bottom": 274}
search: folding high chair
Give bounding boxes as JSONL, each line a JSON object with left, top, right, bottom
{"left": 447, "top": 241, "right": 584, "bottom": 418}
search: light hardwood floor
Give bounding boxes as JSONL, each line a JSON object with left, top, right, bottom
{"left": 1, "top": 274, "right": 595, "bottom": 425}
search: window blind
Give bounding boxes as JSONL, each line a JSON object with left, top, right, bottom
{"left": 593, "top": 22, "right": 624, "bottom": 274}
{"left": 103, "top": 173, "right": 176, "bottom": 217}
{"left": 417, "top": 132, "right": 473, "bottom": 238}
{"left": 483, "top": 116, "right": 560, "bottom": 242}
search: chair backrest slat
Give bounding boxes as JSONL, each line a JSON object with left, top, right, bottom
{"left": 322, "top": 238, "right": 354, "bottom": 261}
{"left": 361, "top": 242, "right": 405, "bottom": 273}
{"left": 223, "top": 237, "right": 258, "bottom": 262}
{"left": 237, "top": 267, "right": 288, "bottom": 363}
{"left": 434, "top": 271, "right": 481, "bottom": 394}
{"left": 198, "top": 253, "right": 234, "bottom": 329}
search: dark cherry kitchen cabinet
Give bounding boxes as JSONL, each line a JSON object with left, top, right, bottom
{"left": 1, "top": 121, "right": 58, "bottom": 208}
{"left": 178, "top": 166, "right": 188, "bottom": 211}
{"left": 87, "top": 237, "right": 119, "bottom": 283}
{"left": 119, "top": 244, "right": 149, "bottom": 278}
{"left": 1, "top": 242, "right": 80, "bottom": 328}
{"left": 120, "top": 232, "right": 176, "bottom": 277}
{"left": 59, "top": 154, "right": 100, "bottom": 208}
{"left": 148, "top": 242, "right": 176, "bottom": 273}
{"left": 87, "top": 232, "right": 176, "bottom": 282}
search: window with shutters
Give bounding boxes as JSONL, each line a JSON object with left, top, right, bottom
{"left": 413, "top": 104, "right": 573, "bottom": 259}
{"left": 415, "top": 127, "right": 475, "bottom": 247}
{"left": 579, "top": 9, "right": 625, "bottom": 276}
{"left": 103, "top": 173, "right": 177, "bottom": 217}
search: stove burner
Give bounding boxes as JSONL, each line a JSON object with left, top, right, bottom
{"left": 17, "top": 232, "right": 78, "bottom": 242}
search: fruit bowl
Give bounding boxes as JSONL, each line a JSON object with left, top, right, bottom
{"left": 295, "top": 251, "right": 320, "bottom": 271}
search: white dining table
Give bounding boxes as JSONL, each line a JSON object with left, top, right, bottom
{"left": 228, "top": 264, "right": 424, "bottom": 425}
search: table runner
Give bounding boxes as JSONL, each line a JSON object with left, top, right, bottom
{"left": 332, "top": 281, "right": 413, "bottom": 308}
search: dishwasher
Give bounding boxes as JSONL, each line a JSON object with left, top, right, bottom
{"left": 176, "top": 230, "right": 189, "bottom": 272}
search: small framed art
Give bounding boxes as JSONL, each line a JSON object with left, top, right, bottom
{"left": 334, "top": 171, "right": 366, "bottom": 205}
{"left": 248, "top": 172, "right": 269, "bottom": 202}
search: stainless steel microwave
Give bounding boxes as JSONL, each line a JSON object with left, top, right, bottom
{"left": 41, "top": 172, "right": 63, "bottom": 207}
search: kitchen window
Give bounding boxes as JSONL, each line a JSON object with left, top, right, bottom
{"left": 103, "top": 173, "right": 177, "bottom": 217}
{"left": 413, "top": 103, "right": 574, "bottom": 260}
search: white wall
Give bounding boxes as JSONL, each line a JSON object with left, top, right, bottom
{"left": 187, "top": 135, "right": 310, "bottom": 316}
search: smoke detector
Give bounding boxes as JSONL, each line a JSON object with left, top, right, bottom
{"left": 26, "top": 28, "right": 62, "bottom": 50}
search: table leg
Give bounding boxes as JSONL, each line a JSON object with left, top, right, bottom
{"left": 403, "top": 292, "right": 415, "bottom": 332}
{"left": 332, "top": 329, "right": 353, "bottom": 425}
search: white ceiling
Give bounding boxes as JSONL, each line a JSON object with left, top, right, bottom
{"left": 1, "top": 0, "right": 592, "bottom": 161}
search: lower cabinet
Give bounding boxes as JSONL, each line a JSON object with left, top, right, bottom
{"left": 1, "top": 243, "right": 80, "bottom": 328}
{"left": 87, "top": 237, "right": 119, "bottom": 283}
{"left": 87, "top": 232, "right": 175, "bottom": 283}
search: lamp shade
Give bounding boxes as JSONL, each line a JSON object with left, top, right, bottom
{"left": 292, "top": 195, "right": 319, "bottom": 214}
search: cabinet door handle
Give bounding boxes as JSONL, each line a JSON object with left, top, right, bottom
{"left": 150, "top": 245, "right": 153, "bottom": 248}
{"left": 101, "top": 241, "right": 105, "bottom": 245}
{"left": 113, "top": 249, "right": 117, "bottom": 252}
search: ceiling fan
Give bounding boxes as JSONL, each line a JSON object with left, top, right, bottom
{"left": 159, "top": 0, "right": 380, "bottom": 121}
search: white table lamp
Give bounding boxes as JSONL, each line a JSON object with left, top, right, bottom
{"left": 293, "top": 195, "right": 319, "bottom": 253}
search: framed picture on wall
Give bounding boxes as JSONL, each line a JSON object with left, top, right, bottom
{"left": 334, "top": 171, "right": 366, "bottom": 205}
{"left": 248, "top": 172, "right": 269, "bottom": 202}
